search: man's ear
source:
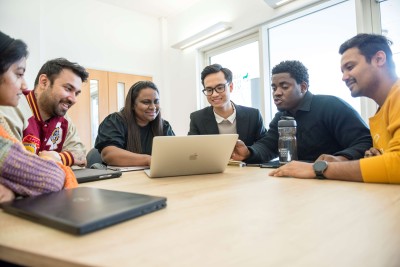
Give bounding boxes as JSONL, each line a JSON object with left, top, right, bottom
{"left": 300, "top": 81, "right": 308, "bottom": 94}
{"left": 229, "top": 82, "right": 234, "bottom": 93}
{"left": 373, "top": 50, "right": 387, "bottom": 67}
{"left": 38, "top": 74, "right": 49, "bottom": 88}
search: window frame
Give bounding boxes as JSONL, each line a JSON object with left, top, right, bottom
{"left": 199, "top": 0, "right": 385, "bottom": 124}
{"left": 201, "top": 33, "right": 261, "bottom": 111}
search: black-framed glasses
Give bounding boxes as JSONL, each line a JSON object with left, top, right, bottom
{"left": 202, "top": 82, "right": 230, "bottom": 96}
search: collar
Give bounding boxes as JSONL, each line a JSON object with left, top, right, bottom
{"left": 214, "top": 102, "right": 236, "bottom": 123}
{"left": 284, "top": 91, "right": 313, "bottom": 116}
{"left": 24, "top": 89, "right": 44, "bottom": 122}
{"left": 297, "top": 91, "right": 313, "bottom": 112}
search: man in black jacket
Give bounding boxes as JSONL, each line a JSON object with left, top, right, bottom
{"left": 232, "top": 60, "right": 372, "bottom": 163}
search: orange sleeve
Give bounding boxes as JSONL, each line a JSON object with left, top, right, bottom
{"left": 57, "top": 163, "right": 78, "bottom": 189}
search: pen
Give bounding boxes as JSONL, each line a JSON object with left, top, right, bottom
{"left": 246, "top": 164, "right": 261, "bottom": 167}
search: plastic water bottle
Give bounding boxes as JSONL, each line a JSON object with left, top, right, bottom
{"left": 278, "top": 116, "right": 297, "bottom": 165}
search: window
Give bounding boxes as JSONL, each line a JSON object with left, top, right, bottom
{"left": 204, "top": 35, "right": 261, "bottom": 112}
{"left": 380, "top": 0, "right": 400, "bottom": 76}
{"left": 266, "top": 0, "right": 358, "bottom": 118}
{"left": 200, "top": 0, "right": 393, "bottom": 124}
{"left": 90, "top": 80, "right": 99, "bottom": 148}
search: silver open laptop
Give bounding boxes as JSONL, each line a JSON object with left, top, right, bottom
{"left": 144, "top": 134, "right": 238, "bottom": 178}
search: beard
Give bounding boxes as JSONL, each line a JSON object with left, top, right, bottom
{"left": 49, "top": 99, "right": 73, "bottom": 117}
{"left": 39, "top": 90, "right": 73, "bottom": 119}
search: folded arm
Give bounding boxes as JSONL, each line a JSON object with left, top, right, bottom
{"left": 0, "top": 135, "right": 66, "bottom": 196}
{"left": 101, "top": 146, "right": 151, "bottom": 166}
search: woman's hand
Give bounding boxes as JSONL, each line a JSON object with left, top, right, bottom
{"left": 0, "top": 184, "right": 15, "bottom": 203}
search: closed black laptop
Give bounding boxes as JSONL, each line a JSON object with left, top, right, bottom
{"left": 73, "top": 168, "right": 122, "bottom": 183}
{"left": 0, "top": 187, "right": 167, "bottom": 235}
{"left": 260, "top": 160, "right": 281, "bottom": 168}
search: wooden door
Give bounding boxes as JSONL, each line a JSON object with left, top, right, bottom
{"left": 107, "top": 72, "right": 152, "bottom": 114}
{"left": 69, "top": 69, "right": 152, "bottom": 152}
{"left": 69, "top": 69, "right": 108, "bottom": 152}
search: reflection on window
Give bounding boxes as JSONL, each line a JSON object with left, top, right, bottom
{"left": 117, "top": 82, "right": 125, "bottom": 111}
{"left": 268, "top": 0, "right": 359, "bottom": 115}
{"left": 90, "top": 80, "right": 99, "bottom": 148}
{"left": 380, "top": 0, "right": 400, "bottom": 76}
{"left": 209, "top": 41, "right": 261, "bottom": 111}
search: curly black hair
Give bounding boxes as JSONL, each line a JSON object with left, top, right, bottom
{"left": 271, "top": 60, "right": 309, "bottom": 86}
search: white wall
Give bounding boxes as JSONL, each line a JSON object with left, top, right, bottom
{"left": 1, "top": 0, "right": 323, "bottom": 136}
{"left": 0, "top": 0, "right": 163, "bottom": 116}
{"left": 164, "top": 0, "right": 323, "bottom": 135}
{"left": 0, "top": 0, "right": 41, "bottom": 88}
{"left": 39, "top": 0, "right": 161, "bottom": 77}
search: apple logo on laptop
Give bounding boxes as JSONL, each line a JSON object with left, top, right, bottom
{"left": 189, "top": 153, "right": 198, "bottom": 160}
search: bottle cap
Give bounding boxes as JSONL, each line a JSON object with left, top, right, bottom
{"left": 278, "top": 117, "right": 296, "bottom": 127}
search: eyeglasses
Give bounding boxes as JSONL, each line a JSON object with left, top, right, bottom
{"left": 202, "top": 82, "right": 230, "bottom": 96}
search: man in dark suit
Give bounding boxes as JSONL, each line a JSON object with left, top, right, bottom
{"left": 188, "top": 64, "right": 267, "bottom": 158}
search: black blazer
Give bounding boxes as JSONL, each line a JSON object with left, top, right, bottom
{"left": 188, "top": 103, "right": 266, "bottom": 146}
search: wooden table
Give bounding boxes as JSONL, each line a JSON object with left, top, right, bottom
{"left": 1, "top": 166, "right": 400, "bottom": 267}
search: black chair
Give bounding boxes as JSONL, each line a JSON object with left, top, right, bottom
{"left": 86, "top": 148, "right": 103, "bottom": 167}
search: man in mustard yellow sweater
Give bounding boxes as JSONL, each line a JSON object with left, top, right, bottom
{"left": 271, "top": 33, "right": 400, "bottom": 184}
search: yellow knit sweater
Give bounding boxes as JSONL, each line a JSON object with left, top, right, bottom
{"left": 360, "top": 79, "right": 400, "bottom": 183}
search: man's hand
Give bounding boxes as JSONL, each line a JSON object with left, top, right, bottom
{"left": 364, "top": 147, "right": 382, "bottom": 158}
{"left": 317, "top": 154, "right": 349, "bottom": 162}
{"left": 231, "top": 140, "right": 250, "bottom": 161}
{"left": 0, "top": 184, "right": 15, "bottom": 203}
{"left": 38, "top": 151, "right": 62, "bottom": 162}
{"left": 73, "top": 154, "right": 87, "bottom": 167}
{"left": 39, "top": 151, "right": 87, "bottom": 167}
{"left": 269, "top": 161, "right": 315, "bottom": 178}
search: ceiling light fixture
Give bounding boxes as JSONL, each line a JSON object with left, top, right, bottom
{"left": 172, "top": 22, "right": 231, "bottom": 50}
{"left": 264, "top": 0, "right": 297, "bottom": 8}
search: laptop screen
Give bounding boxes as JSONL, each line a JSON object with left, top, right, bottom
{"left": 146, "top": 134, "right": 238, "bottom": 178}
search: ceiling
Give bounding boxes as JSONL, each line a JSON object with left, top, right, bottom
{"left": 95, "top": 0, "right": 204, "bottom": 18}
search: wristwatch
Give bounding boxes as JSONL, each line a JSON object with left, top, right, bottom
{"left": 313, "top": 160, "right": 328, "bottom": 179}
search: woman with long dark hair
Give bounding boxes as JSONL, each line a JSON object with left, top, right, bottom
{"left": 0, "top": 31, "right": 77, "bottom": 203}
{"left": 95, "top": 81, "right": 175, "bottom": 166}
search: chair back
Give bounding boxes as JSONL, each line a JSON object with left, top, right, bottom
{"left": 86, "top": 148, "right": 103, "bottom": 167}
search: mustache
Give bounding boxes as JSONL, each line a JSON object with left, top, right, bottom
{"left": 346, "top": 78, "right": 356, "bottom": 87}
{"left": 60, "top": 100, "right": 74, "bottom": 107}
{"left": 61, "top": 99, "right": 73, "bottom": 105}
